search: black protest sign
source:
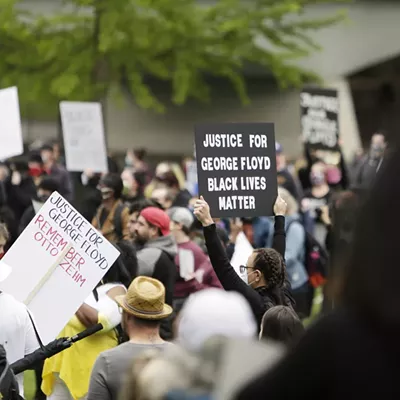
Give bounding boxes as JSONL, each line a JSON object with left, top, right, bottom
{"left": 300, "top": 88, "right": 339, "bottom": 150}
{"left": 195, "top": 123, "right": 277, "bottom": 218}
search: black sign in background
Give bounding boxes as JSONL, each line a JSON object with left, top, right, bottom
{"left": 195, "top": 123, "right": 277, "bottom": 218}
{"left": 300, "top": 87, "right": 339, "bottom": 151}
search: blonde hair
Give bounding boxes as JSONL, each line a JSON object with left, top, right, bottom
{"left": 170, "top": 163, "right": 186, "bottom": 190}
{"left": 120, "top": 349, "right": 162, "bottom": 400}
{"left": 120, "top": 346, "right": 212, "bottom": 400}
{"left": 277, "top": 187, "right": 298, "bottom": 215}
{"left": 0, "top": 223, "right": 9, "bottom": 242}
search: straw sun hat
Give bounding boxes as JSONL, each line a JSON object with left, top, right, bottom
{"left": 116, "top": 276, "right": 173, "bottom": 320}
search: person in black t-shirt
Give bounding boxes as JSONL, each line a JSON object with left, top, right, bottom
{"left": 301, "top": 161, "right": 331, "bottom": 248}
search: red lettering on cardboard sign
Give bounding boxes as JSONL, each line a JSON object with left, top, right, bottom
{"left": 59, "top": 247, "right": 87, "bottom": 288}
{"left": 33, "top": 214, "right": 69, "bottom": 257}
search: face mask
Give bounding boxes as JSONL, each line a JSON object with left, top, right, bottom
{"left": 100, "top": 188, "right": 114, "bottom": 200}
{"left": 310, "top": 171, "right": 326, "bottom": 186}
{"left": 326, "top": 166, "right": 341, "bottom": 185}
{"left": 247, "top": 270, "right": 259, "bottom": 287}
{"left": 370, "top": 144, "right": 384, "bottom": 159}
{"left": 122, "top": 182, "right": 131, "bottom": 196}
{"left": 29, "top": 167, "right": 43, "bottom": 177}
{"left": 125, "top": 156, "right": 133, "bottom": 167}
{"left": 41, "top": 154, "right": 50, "bottom": 163}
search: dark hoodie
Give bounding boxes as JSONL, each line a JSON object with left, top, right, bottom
{"left": 136, "top": 234, "right": 178, "bottom": 308}
{"left": 137, "top": 234, "right": 178, "bottom": 340}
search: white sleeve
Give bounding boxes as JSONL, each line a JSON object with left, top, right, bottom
{"left": 24, "top": 311, "right": 40, "bottom": 355}
{"left": 97, "top": 287, "right": 126, "bottom": 330}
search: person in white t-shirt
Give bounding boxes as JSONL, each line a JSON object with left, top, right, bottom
{"left": 0, "top": 223, "right": 40, "bottom": 397}
{"left": 0, "top": 292, "right": 40, "bottom": 396}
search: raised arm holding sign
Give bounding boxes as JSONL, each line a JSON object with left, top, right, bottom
{"left": 193, "top": 194, "right": 295, "bottom": 328}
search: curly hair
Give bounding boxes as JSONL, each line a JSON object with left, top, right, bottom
{"left": 252, "top": 248, "right": 285, "bottom": 290}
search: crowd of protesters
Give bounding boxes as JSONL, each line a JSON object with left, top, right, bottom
{"left": 0, "top": 131, "right": 394, "bottom": 400}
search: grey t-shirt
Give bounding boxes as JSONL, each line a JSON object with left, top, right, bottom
{"left": 87, "top": 342, "right": 171, "bottom": 400}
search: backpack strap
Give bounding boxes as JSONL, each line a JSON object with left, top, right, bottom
{"left": 93, "top": 287, "right": 99, "bottom": 302}
{"left": 27, "top": 310, "right": 44, "bottom": 349}
{"left": 113, "top": 203, "right": 125, "bottom": 241}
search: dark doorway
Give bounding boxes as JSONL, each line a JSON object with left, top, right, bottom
{"left": 349, "top": 56, "right": 400, "bottom": 148}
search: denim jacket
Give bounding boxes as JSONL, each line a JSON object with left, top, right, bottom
{"left": 267, "top": 214, "right": 308, "bottom": 290}
{"left": 252, "top": 217, "right": 271, "bottom": 248}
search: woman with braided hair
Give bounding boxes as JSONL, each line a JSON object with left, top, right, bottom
{"left": 194, "top": 196, "right": 295, "bottom": 328}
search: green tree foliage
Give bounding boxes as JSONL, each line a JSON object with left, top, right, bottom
{"left": 0, "top": 0, "right": 346, "bottom": 113}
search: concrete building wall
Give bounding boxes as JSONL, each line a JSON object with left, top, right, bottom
{"left": 292, "top": 2, "right": 400, "bottom": 79}
{"left": 22, "top": 79, "right": 359, "bottom": 161}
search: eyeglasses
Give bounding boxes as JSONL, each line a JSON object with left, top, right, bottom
{"left": 239, "top": 265, "right": 253, "bottom": 274}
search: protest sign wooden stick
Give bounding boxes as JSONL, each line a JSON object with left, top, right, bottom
{"left": 24, "top": 244, "right": 72, "bottom": 306}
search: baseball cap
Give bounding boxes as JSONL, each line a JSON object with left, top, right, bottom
{"left": 140, "top": 207, "right": 171, "bottom": 236}
{"left": 168, "top": 207, "right": 194, "bottom": 230}
{"left": 275, "top": 142, "right": 283, "bottom": 154}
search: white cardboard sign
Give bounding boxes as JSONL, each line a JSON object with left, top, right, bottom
{"left": 0, "top": 87, "right": 24, "bottom": 160}
{"left": 230, "top": 232, "right": 253, "bottom": 283}
{"left": 60, "top": 101, "right": 108, "bottom": 173}
{"left": 185, "top": 160, "right": 198, "bottom": 196}
{"left": 0, "top": 192, "right": 120, "bottom": 343}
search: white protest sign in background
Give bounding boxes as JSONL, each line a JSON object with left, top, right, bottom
{"left": 0, "top": 87, "right": 24, "bottom": 161}
{"left": 0, "top": 192, "right": 119, "bottom": 343}
{"left": 60, "top": 101, "right": 108, "bottom": 173}
{"left": 185, "top": 160, "right": 198, "bottom": 196}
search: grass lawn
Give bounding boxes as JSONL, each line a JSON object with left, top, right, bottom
{"left": 24, "top": 371, "right": 36, "bottom": 400}
{"left": 303, "top": 286, "right": 323, "bottom": 327}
